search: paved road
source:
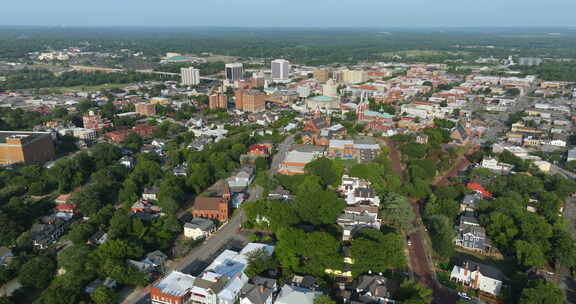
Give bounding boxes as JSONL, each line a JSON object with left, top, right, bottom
{"left": 122, "top": 135, "right": 294, "bottom": 304}
{"left": 560, "top": 196, "right": 576, "bottom": 304}
{"left": 386, "top": 139, "right": 460, "bottom": 304}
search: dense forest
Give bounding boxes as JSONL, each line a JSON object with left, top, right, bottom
{"left": 3, "top": 27, "right": 576, "bottom": 65}
{"left": 516, "top": 61, "right": 576, "bottom": 81}
{"left": 0, "top": 69, "right": 172, "bottom": 89}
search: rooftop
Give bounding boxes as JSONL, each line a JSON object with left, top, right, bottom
{"left": 153, "top": 271, "right": 196, "bottom": 297}
{"left": 309, "top": 96, "right": 336, "bottom": 102}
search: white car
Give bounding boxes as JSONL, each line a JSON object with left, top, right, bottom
{"left": 458, "top": 292, "right": 472, "bottom": 301}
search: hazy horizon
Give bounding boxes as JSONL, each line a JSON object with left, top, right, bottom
{"left": 3, "top": 0, "right": 576, "bottom": 28}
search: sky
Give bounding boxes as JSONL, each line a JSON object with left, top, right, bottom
{"left": 3, "top": 0, "right": 576, "bottom": 28}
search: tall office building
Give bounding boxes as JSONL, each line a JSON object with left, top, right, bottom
{"left": 271, "top": 59, "right": 290, "bottom": 82}
{"left": 225, "top": 63, "right": 244, "bottom": 82}
{"left": 181, "top": 67, "right": 200, "bottom": 86}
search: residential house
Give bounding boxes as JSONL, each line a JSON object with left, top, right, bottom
{"left": 247, "top": 144, "right": 272, "bottom": 158}
{"left": 481, "top": 158, "right": 514, "bottom": 174}
{"left": 0, "top": 247, "right": 13, "bottom": 266}
{"left": 172, "top": 164, "right": 188, "bottom": 177}
{"left": 275, "top": 285, "right": 321, "bottom": 304}
{"left": 87, "top": 230, "right": 109, "bottom": 246}
{"left": 467, "top": 183, "right": 493, "bottom": 199}
{"left": 239, "top": 276, "right": 277, "bottom": 304}
{"left": 119, "top": 156, "right": 135, "bottom": 169}
{"left": 338, "top": 205, "right": 381, "bottom": 241}
{"left": 30, "top": 217, "right": 71, "bottom": 249}
{"left": 416, "top": 134, "right": 429, "bottom": 145}
{"left": 191, "top": 243, "right": 275, "bottom": 304}
{"left": 129, "top": 250, "right": 168, "bottom": 274}
{"left": 131, "top": 199, "right": 162, "bottom": 215}
{"left": 338, "top": 175, "right": 380, "bottom": 206}
{"left": 142, "top": 186, "right": 159, "bottom": 201}
{"left": 353, "top": 274, "right": 399, "bottom": 304}
{"left": 450, "top": 262, "right": 504, "bottom": 297}
{"left": 85, "top": 277, "right": 117, "bottom": 294}
{"left": 454, "top": 212, "right": 492, "bottom": 253}
{"left": 267, "top": 185, "right": 293, "bottom": 201}
{"left": 227, "top": 167, "right": 254, "bottom": 192}
{"left": 460, "top": 192, "right": 483, "bottom": 212}
{"left": 184, "top": 218, "right": 216, "bottom": 240}
{"left": 192, "top": 180, "right": 231, "bottom": 222}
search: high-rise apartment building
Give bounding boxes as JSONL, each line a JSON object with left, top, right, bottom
{"left": 209, "top": 93, "right": 228, "bottom": 110}
{"left": 235, "top": 90, "right": 266, "bottom": 113}
{"left": 342, "top": 70, "right": 368, "bottom": 84}
{"left": 313, "top": 69, "right": 330, "bottom": 83}
{"left": 181, "top": 67, "right": 200, "bottom": 86}
{"left": 225, "top": 63, "right": 244, "bottom": 82}
{"left": 271, "top": 59, "right": 290, "bottom": 82}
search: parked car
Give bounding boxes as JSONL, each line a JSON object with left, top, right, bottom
{"left": 458, "top": 292, "right": 472, "bottom": 301}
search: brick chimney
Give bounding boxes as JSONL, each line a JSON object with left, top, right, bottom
{"left": 472, "top": 266, "right": 480, "bottom": 290}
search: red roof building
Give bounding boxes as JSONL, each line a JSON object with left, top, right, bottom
{"left": 467, "top": 183, "right": 493, "bottom": 199}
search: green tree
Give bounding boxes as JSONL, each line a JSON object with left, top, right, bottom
{"left": 350, "top": 229, "right": 406, "bottom": 276}
{"left": 18, "top": 256, "right": 56, "bottom": 289}
{"left": 91, "top": 286, "right": 116, "bottom": 304}
{"left": 396, "top": 280, "right": 433, "bottom": 304}
{"left": 514, "top": 240, "right": 546, "bottom": 268}
{"left": 304, "top": 158, "right": 344, "bottom": 188}
{"left": 427, "top": 215, "right": 455, "bottom": 258}
{"left": 379, "top": 193, "right": 416, "bottom": 232}
{"left": 245, "top": 248, "right": 278, "bottom": 278}
{"left": 314, "top": 294, "right": 336, "bottom": 304}
{"left": 519, "top": 280, "right": 564, "bottom": 304}
{"left": 122, "top": 133, "right": 144, "bottom": 152}
{"left": 294, "top": 176, "right": 346, "bottom": 225}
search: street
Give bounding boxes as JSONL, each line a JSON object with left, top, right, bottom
{"left": 121, "top": 135, "right": 294, "bottom": 304}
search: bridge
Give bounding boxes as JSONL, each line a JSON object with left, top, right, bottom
{"left": 69, "top": 65, "right": 220, "bottom": 81}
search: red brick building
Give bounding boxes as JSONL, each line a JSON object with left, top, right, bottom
{"left": 0, "top": 131, "right": 55, "bottom": 165}
{"left": 192, "top": 180, "right": 231, "bottom": 222}
{"left": 104, "top": 124, "right": 159, "bottom": 143}
{"left": 209, "top": 93, "right": 227, "bottom": 110}
{"left": 135, "top": 103, "right": 157, "bottom": 116}
{"left": 149, "top": 271, "right": 195, "bottom": 304}
{"left": 235, "top": 90, "right": 266, "bottom": 112}
{"left": 82, "top": 111, "right": 112, "bottom": 130}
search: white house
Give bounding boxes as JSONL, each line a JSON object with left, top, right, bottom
{"left": 189, "top": 243, "right": 275, "bottom": 304}
{"left": 450, "top": 262, "right": 503, "bottom": 296}
{"left": 338, "top": 175, "right": 380, "bottom": 206}
{"left": 226, "top": 168, "right": 254, "bottom": 192}
{"left": 184, "top": 218, "right": 216, "bottom": 240}
{"left": 481, "top": 158, "right": 514, "bottom": 174}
